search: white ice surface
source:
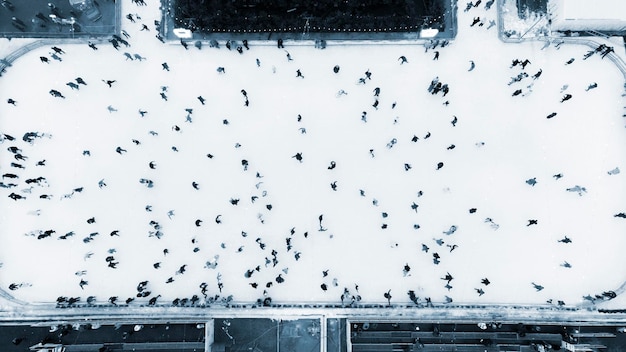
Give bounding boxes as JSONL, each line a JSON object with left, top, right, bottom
{"left": 549, "top": 0, "right": 626, "bottom": 32}
{"left": 0, "top": 1, "right": 625, "bottom": 307}
{"left": 558, "top": 0, "right": 626, "bottom": 21}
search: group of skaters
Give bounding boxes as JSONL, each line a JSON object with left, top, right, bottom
{"left": 507, "top": 50, "right": 604, "bottom": 104}
{"left": 1, "top": 0, "right": 624, "bottom": 309}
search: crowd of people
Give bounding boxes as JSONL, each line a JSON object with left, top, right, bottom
{"left": 0, "top": 0, "right": 624, "bottom": 309}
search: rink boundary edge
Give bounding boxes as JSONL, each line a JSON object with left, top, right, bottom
{"left": 2, "top": 302, "right": 626, "bottom": 325}
{"left": 0, "top": 0, "right": 625, "bottom": 319}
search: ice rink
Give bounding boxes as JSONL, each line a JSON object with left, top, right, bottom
{"left": 0, "top": 0, "right": 625, "bottom": 307}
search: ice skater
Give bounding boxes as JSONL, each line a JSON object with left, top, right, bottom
{"left": 443, "top": 225, "right": 457, "bottom": 235}
{"left": 102, "top": 79, "right": 116, "bottom": 87}
{"left": 398, "top": 55, "right": 408, "bottom": 64}
{"left": 428, "top": 77, "right": 439, "bottom": 93}
{"left": 109, "top": 39, "right": 120, "bottom": 50}
{"left": 557, "top": 236, "right": 572, "bottom": 243}
{"left": 583, "top": 50, "right": 595, "bottom": 60}
{"left": 600, "top": 46, "right": 614, "bottom": 58}
{"left": 566, "top": 185, "right": 587, "bottom": 196}
{"left": 66, "top": 82, "right": 79, "bottom": 90}
{"left": 49, "top": 89, "right": 65, "bottom": 98}
{"left": 8, "top": 192, "right": 26, "bottom": 200}
{"left": 585, "top": 82, "right": 597, "bottom": 91}
{"left": 7, "top": 146, "right": 22, "bottom": 154}
{"left": 560, "top": 94, "right": 572, "bottom": 103}
{"left": 442, "top": 84, "right": 449, "bottom": 96}
{"left": 384, "top": 290, "right": 392, "bottom": 306}
{"left": 318, "top": 214, "right": 327, "bottom": 231}
{"left": 402, "top": 263, "right": 411, "bottom": 277}
{"left": 526, "top": 177, "right": 537, "bottom": 186}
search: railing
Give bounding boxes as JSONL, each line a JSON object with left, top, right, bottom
{"left": 0, "top": 40, "right": 46, "bottom": 77}
{"left": 0, "top": 38, "right": 110, "bottom": 77}
{"left": 585, "top": 30, "right": 610, "bottom": 39}
{"left": 43, "top": 300, "right": 589, "bottom": 312}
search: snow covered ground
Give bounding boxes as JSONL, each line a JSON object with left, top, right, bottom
{"left": 0, "top": 1, "right": 625, "bottom": 308}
